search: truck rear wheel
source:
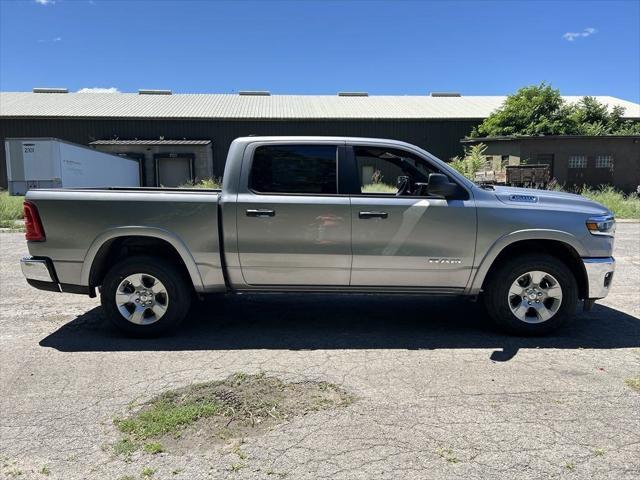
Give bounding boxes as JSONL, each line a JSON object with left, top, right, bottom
{"left": 483, "top": 254, "right": 578, "bottom": 336}
{"left": 100, "top": 256, "right": 191, "bottom": 337}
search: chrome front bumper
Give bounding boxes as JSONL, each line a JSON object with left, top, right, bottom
{"left": 583, "top": 257, "right": 615, "bottom": 299}
{"left": 21, "top": 257, "right": 55, "bottom": 282}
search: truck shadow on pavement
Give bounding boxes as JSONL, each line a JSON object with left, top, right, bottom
{"left": 39, "top": 293, "right": 640, "bottom": 361}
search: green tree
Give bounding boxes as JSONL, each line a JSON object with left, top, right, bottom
{"left": 568, "top": 96, "right": 640, "bottom": 135}
{"left": 470, "top": 83, "right": 640, "bottom": 137}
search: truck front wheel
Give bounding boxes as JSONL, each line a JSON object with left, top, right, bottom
{"left": 100, "top": 256, "right": 191, "bottom": 337}
{"left": 483, "top": 254, "right": 578, "bottom": 336}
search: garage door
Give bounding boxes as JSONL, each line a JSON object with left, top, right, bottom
{"left": 156, "top": 156, "right": 193, "bottom": 187}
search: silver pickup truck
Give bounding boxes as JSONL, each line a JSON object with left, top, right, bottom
{"left": 21, "top": 136, "right": 616, "bottom": 337}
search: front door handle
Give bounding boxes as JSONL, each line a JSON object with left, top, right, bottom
{"left": 359, "top": 211, "right": 388, "bottom": 219}
{"left": 246, "top": 209, "right": 276, "bottom": 218}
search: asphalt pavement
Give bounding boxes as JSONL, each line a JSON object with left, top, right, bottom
{"left": 0, "top": 225, "right": 638, "bottom": 479}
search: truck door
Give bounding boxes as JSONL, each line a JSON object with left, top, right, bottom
{"left": 236, "top": 142, "right": 351, "bottom": 286}
{"left": 348, "top": 144, "right": 477, "bottom": 289}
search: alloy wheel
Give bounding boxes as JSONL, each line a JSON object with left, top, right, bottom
{"left": 115, "top": 273, "right": 169, "bottom": 325}
{"left": 507, "top": 270, "right": 563, "bottom": 324}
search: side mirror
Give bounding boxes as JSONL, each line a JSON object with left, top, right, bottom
{"left": 427, "top": 173, "right": 458, "bottom": 198}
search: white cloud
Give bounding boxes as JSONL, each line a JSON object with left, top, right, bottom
{"left": 35, "top": 0, "right": 55, "bottom": 5}
{"left": 77, "top": 87, "right": 120, "bottom": 93}
{"left": 563, "top": 27, "right": 597, "bottom": 42}
{"left": 38, "top": 36, "right": 62, "bottom": 43}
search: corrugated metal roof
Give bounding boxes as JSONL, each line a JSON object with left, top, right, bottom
{"left": 1, "top": 92, "right": 638, "bottom": 120}
{"left": 90, "top": 139, "right": 211, "bottom": 145}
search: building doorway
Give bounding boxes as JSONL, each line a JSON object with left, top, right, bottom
{"left": 154, "top": 154, "right": 195, "bottom": 187}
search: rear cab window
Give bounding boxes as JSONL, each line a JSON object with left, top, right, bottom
{"left": 249, "top": 145, "right": 337, "bottom": 195}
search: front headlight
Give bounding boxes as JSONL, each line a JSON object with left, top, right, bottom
{"left": 586, "top": 215, "right": 616, "bottom": 236}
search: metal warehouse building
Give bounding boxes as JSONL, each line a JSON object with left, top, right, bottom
{"left": 1, "top": 89, "right": 638, "bottom": 188}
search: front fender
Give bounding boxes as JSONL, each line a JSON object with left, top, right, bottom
{"left": 80, "top": 226, "right": 205, "bottom": 291}
{"left": 466, "top": 229, "right": 588, "bottom": 295}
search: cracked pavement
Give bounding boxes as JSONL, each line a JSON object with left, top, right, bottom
{"left": 0, "top": 224, "right": 639, "bottom": 479}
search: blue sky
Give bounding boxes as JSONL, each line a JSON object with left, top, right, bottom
{"left": 1, "top": 0, "right": 638, "bottom": 101}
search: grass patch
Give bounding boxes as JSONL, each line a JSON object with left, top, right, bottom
{"left": 0, "top": 220, "right": 24, "bottom": 231}
{"left": 579, "top": 186, "right": 640, "bottom": 219}
{"left": 39, "top": 465, "right": 50, "bottom": 476}
{"left": 0, "top": 219, "right": 23, "bottom": 231}
{"left": 178, "top": 177, "right": 221, "bottom": 189}
{"left": 114, "top": 373, "right": 353, "bottom": 454}
{"left": 113, "top": 438, "right": 138, "bottom": 459}
{"left": 0, "top": 192, "right": 24, "bottom": 221}
{"left": 141, "top": 467, "right": 155, "bottom": 477}
{"left": 229, "top": 462, "right": 246, "bottom": 472}
{"left": 436, "top": 446, "right": 459, "bottom": 464}
{"left": 624, "top": 378, "right": 640, "bottom": 392}
{"left": 143, "top": 442, "right": 164, "bottom": 454}
{"left": 0, "top": 192, "right": 25, "bottom": 231}
{"left": 117, "top": 399, "right": 221, "bottom": 439}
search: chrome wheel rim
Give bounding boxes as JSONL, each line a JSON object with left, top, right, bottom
{"left": 115, "top": 273, "right": 169, "bottom": 325}
{"left": 508, "top": 270, "right": 563, "bottom": 324}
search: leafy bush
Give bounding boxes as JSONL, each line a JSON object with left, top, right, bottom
{"left": 449, "top": 143, "right": 488, "bottom": 180}
{"left": 0, "top": 191, "right": 24, "bottom": 221}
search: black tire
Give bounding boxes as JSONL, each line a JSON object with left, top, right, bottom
{"left": 483, "top": 254, "right": 578, "bottom": 336}
{"left": 100, "top": 256, "right": 191, "bottom": 337}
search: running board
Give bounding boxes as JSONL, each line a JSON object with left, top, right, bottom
{"left": 232, "top": 285, "right": 466, "bottom": 295}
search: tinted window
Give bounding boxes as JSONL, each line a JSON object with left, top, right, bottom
{"left": 249, "top": 145, "right": 337, "bottom": 194}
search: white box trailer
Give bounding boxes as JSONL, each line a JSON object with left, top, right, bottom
{"left": 5, "top": 138, "right": 141, "bottom": 195}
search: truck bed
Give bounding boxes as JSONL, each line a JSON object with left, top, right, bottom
{"left": 25, "top": 188, "right": 225, "bottom": 293}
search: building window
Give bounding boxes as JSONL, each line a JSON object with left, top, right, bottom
{"left": 568, "top": 155, "right": 587, "bottom": 169}
{"left": 249, "top": 145, "right": 337, "bottom": 194}
{"left": 595, "top": 155, "right": 613, "bottom": 169}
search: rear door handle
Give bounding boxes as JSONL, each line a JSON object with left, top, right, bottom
{"left": 246, "top": 209, "right": 275, "bottom": 218}
{"left": 359, "top": 211, "right": 388, "bottom": 219}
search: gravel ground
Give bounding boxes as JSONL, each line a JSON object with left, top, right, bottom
{"left": 0, "top": 225, "right": 639, "bottom": 480}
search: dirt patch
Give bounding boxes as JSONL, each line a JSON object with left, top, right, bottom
{"left": 113, "top": 373, "right": 353, "bottom": 455}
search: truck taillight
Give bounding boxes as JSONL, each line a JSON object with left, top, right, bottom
{"left": 23, "top": 201, "right": 45, "bottom": 242}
